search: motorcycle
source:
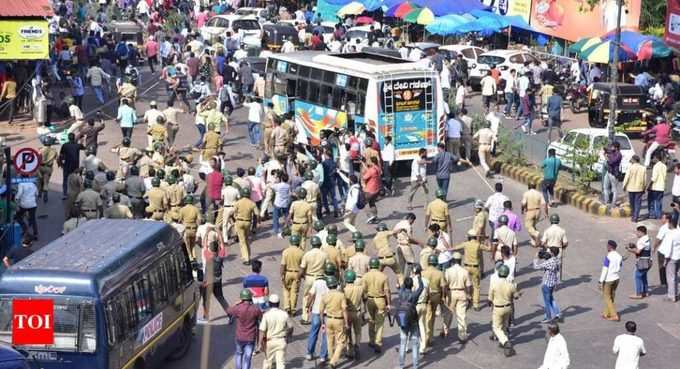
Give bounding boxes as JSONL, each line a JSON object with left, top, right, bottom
{"left": 565, "top": 83, "right": 587, "bottom": 114}
{"left": 643, "top": 132, "right": 677, "bottom": 170}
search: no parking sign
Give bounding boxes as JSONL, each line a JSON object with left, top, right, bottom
{"left": 13, "top": 147, "right": 42, "bottom": 176}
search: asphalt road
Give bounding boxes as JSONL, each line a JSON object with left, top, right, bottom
{"left": 3, "top": 68, "right": 680, "bottom": 369}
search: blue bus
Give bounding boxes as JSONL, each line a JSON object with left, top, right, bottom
{"left": 264, "top": 51, "right": 447, "bottom": 161}
{"left": 0, "top": 220, "right": 198, "bottom": 369}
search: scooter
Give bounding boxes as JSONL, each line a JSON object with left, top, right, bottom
{"left": 565, "top": 83, "right": 587, "bottom": 113}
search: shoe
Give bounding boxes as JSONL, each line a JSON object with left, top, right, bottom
{"left": 473, "top": 306, "right": 481, "bottom": 312}
{"left": 197, "top": 317, "right": 208, "bottom": 324}
{"left": 629, "top": 294, "right": 643, "bottom": 300}
{"left": 300, "top": 320, "right": 311, "bottom": 325}
{"left": 530, "top": 131, "right": 537, "bottom": 135}
{"left": 373, "top": 345, "right": 381, "bottom": 353}
{"left": 305, "top": 354, "right": 313, "bottom": 361}
{"left": 366, "top": 216, "right": 376, "bottom": 223}
{"left": 243, "top": 260, "right": 251, "bottom": 266}
{"left": 540, "top": 318, "right": 552, "bottom": 324}
{"left": 277, "top": 233, "right": 283, "bottom": 239}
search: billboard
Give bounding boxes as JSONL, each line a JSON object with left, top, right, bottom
{"left": 529, "top": 0, "right": 641, "bottom": 41}
{"left": 665, "top": 0, "right": 680, "bottom": 49}
{"left": 0, "top": 20, "right": 49, "bottom": 60}
{"left": 480, "top": 0, "right": 533, "bottom": 23}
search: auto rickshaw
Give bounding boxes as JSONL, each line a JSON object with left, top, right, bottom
{"left": 111, "top": 21, "right": 144, "bottom": 45}
{"left": 587, "top": 82, "right": 649, "bottom": 134}
{"left": 261, "top": 24, "right": 299, "bottom": 51}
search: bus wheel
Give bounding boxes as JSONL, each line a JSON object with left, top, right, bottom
{"left": 167, "top": 319, "right": 192, "bottom": 361}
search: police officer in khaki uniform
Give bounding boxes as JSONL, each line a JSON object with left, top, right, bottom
{"left": 164, "top": 175, "right": 185, "bottom": 223}
{"left": 319, "top": 276, "right": 349, "bottom": 369}
{"left": 419, "top": 237, "right": 438, "bottom": 270}
{"left": 221, "top": 175, "right": 240, "bottom": 242}
{"left": 343, "top": 270, "right": 364, "bottom": 359}
{"left": 298, "top": 236, "right": 329, "bottom": 324}
{"left": 258, "top": 294, "right": 293, "bottom": 369}
{"left": 202, "top": 123, "right": 222, "bottom": 160}
{"left": 76, "top": 179, "right": 103, "bottom": 220}
{"left": 362, "top": 257, "right": 391, "bottom": 353}
{"left": 147, "top": 116, "right": 168, "bottom": 150}
{"left": 493, "top": 215, "right": 518, "bottom": 260}
{"left": 125, "top": 166, "right": 146, "bottom": 218}
{"left": 489, "top": 264, "right": 518, "bottom": 357}
{"left": 348, "top": 239, "right": 371, "bottom": 284}
{"left": 469, "top": 200, "right": 488, "bottom": 239}
{"left": 104, "top": 193, "right": 133, "bottom": 219}
{"left": 344, "top": 231, "right": 362, "bottom": 263}
{"left": 232, "top": 187, "right": 258, "bottom": 265}
{"left": 541, "top": 214, "right": 568, "bottom": 280}
{"left": 521, "top": 182, "right": 547, "bottom": 247}
{"left": 443, "top": 252, "right": 472, "bottom": 343}
{"left": 144, "top": 177, "right": 168, "bottom": 221}
{"left": 115, "top": 137, "right": 142, "bottom": 179}
{"left": 425, "top": 189, "right": 452, "bottom": 235}
{"left": 394, "top": 214, "right": 421, "bottom": 285}
{"left": 301, "top": 172, "right": 320, "bottom": 221}
{"left": 289, "top": 188, "right": 313, "bottom": 249}
{"left": 178, "top": 195, "right": 201, "bottom": 261}
{"left": 372, "top": 223, "right": 403, "bottom": 284}
{"left": 321, "top": 234, "right": 343, "bottom": 272}
{"left": 280, "top": 235, "right": 304, "bottom": 315}
{"left": 453, "top": 233, "right": 492, "bottom": 311}
{"left": 262, "top": 108, "right": 276, "bottom": 155}
{"left": 421, "top": 254, "right": 445, "bottom": 350}
{"left": 38, "top": 139, "right": 58, "bottom": 202}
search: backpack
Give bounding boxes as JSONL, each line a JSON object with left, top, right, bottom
{"left": 395, "top": 293, "right": 418, "bottom": 330}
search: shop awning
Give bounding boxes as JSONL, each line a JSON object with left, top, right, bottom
{"left": 0, "top": 0, "right": 53, "bottom": 17}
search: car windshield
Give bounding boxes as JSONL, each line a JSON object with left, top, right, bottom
{"left": 206, "top": 17, "right": 229, "bottom": 28}
{"left": 0, "top": 297, "right": 97, "bottom": 353}
{"left": 236, "top": 9, "right": 258, "bottom": 16}
{"left": 478, "top": 55, "right": 505, "bottom": 66}
{"left": 346, "top": 30, "right": 368, "bottom": 40}
{"left": 593, "top": 135, "right": 631, "bottom": 150}
{"left": 234, "top": 20, "right": 260, "bottom": 30}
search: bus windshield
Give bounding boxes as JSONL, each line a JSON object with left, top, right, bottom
{"left": 0, "top": 297, "right": 97, "bottom": 353}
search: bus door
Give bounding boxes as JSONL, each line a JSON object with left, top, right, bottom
{"left": 380, "top": 77, "right": 437, "bottom": 160}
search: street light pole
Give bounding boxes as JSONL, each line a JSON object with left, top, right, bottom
{"left": 607, "top": 0, "right": 623, "bottom": 142}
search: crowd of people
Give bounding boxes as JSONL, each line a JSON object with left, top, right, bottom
{"left": 1, "top": 1, "right": 672, "bottom": 369}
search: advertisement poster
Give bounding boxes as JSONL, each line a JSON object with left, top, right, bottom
{"left": 0, "top": 20, "right": 49, "bottom": 60}
{"left": 480, "top": 0, "right": 533, "bottom": 23}
{"left": 380, "top": 79, "right": 435, "bottom": 154}
{"left": 529, "top": 0, "right": 641, "bottom": 41}
{"left": 294, "top": 100, "right": 347, "bottom": 145}
{"left": 665, "top": 0, "right": 680, "bottom": 49}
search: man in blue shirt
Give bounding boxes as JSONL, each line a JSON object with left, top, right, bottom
{"left": 546, "top": 90, "right": 564, "bottom": 142}
{"left": 541, "top": 149, "right": 562, "bottom": 206}
{"left": 116, "top": 98, "right": 137, "bottom": 140}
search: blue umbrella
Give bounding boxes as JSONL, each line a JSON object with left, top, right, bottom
{"left": 324, "top": 0, "right": 356, "bottom": 5}
{"left": 449, "top": 15, "right": 504, "bottom": 35}
{"left": 361, "top": 0, "right": 384, "bottom": 11}
{"left": 412, "top": 0, "right": 489, "bottom": 16}
{"left": 425, "top": 14, "right": 471, "bottom": 36}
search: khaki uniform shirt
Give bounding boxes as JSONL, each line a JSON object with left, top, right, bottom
{"left": 76, "top": 189, "right": 102, "bottom": 212}
{"left": 344, "top": 284, "right": 364, "bottom": 312}
{"left": 166, "top": 184, "right": 185, "bottom": 207}
{"left": 67, "top": 173, "right": 83, "bottom": 197}
{"left": 454, "top": 240, "right": 488, "bottom": 266}
{"left": 203, "top": 131, "right": 221, "bottom": 150}
{"left": 495, "top": 226, "right": 517, "bottom": 248}
{"left": 320, "top": 290, "right": 347, "bottom": 318}
{"left": 147, "top": 124, "right": 167, "bottom": 143}
{"left": 422, "top": 266, "right": 445, "bottom": 294}
{"left": 271, "top": 126, "right": 288, "bottom": 147}
{"left": 118, "top": 146, "right": 141, "bottom": 164}
{"left": 362, "top": 269, "right": 389, "bottom": 298}
{"left": 444, "top": 264, "right": 471, "bottom": 299}
{"left": 290, "top": 200, "right": 312, "bottom": 224}
{"left": 426, "top": 199, "right": 449, "bottom": 222}
{"left": 474, "top": 128, "right": 494, "bottom": 145}
{"left": 146, "top": 187, "right": 168, "bottom": 212}
{"left": 373, "top": 230, "right": 394, "bottom": 257}
{"left": 301, "top": 180, "right": 320, "bottom": 203}
{"left": 233, "top": 198, "right": 257, "bottom": 221}
{"left": 105, "top": 204, "right": 133, "bottom": 219}
{"left": 419, "top": 247, "right": 435, "bottom": 270}
{"left": 470, "top": 210, "right": 488, "bottom": 238}
{"left": 178, "top": 204, "right": 201, "bottom": 227}
{"left": 521, "top": 189, "right": 545, "bottom": 211}
{"left": 394, "top": 220, "right": 416, "bottom": 263}
{"left": 40, "top": 147, "right": 58, "bottom": 167}
{"left": 489, "top": 279, "right": 517, "bottom": 306}
{"left": 300, "top": 248, "right": 329, "bottom": 277}
{"left": 259, "top": 308, "right": 291, "bottom": 340}
{"left": 348, "top": 252, "right": 371, "bottom": 277}
{"left": 320, "top": 245, "right": 342, "bottom": 268}
{"left": 281, "top": 246, "right": 304, "bottom": 273}
{"left": 541, "top": 225, "right": 568, "bottom": 248}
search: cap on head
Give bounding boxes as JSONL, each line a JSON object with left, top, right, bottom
{"left": 308, "top": 159, "right": 318, "bottom": 168}
{"left": 327, "top": 224, "right": 338, "bottom": 234}
{"left": 313, "top": 219, "right": 325, "bottom": 231}
{"left": 296, "top": 187, "right": 307, "bottom": 198}
{"left": 304, "top": 171, "right": 314, "bottom": 181}
{"left": 497, "top": 265, "right": 510, "bottom": 278}
{"left": 549, "top": 214, "right": 560, "bottom": 224}
{"left": 240, "top": 289, "right": 253, "bottom": 301}
{"left": 474, "top": 199, "right": 485, "bottom": 209}
{"left": 327, "top": 234, "right": 337, "bottom": 245}
{"left": 369, "top": 257, "right": 380, "bottom": 269}
{"left": 428, "top": 254, "right": 438, "bottom": 266}
{"left": 311, "top": 236, "right": 322, "bottom": 248}
{"left": 224, "top": 175, "right": 233, "bottom": 185}
{"left": 122, "top": 137, "right": 132, "bottom": 146}
{"left": 184, "top": 195, "right": 194, "bottom": 204}
{"left": 345, "top": 270, "right": 356, "bottom": 283}
{"left": 351, "top": 231, "right": 363, "bottom": 241}
{"left": 498, "top": 214, "right": 509, "bottom": 225}
{"left": 151, "top": 177, "right": 161, "bottom": 187}
{"left": 435, "top": 189, "right": 446, "bottom": 199}
{"left": 288, "top": 234, "right": 301, "bottom": 245}
{"left": 167, "top": 175, "right": 177, "bottom": 184}
{"left": 240, "top": 187, "right": 251, "bottom": 198}
{"left": 354, "top": 238, "right": 365, "bottom": 251}
{"left": 325, "top": 276, "right": 339, "bottom": 289}
{"left": 268, "top": 294, "right": 280, "bottom": 304}
{"left": 452, "top": 251, "right": 462, "bottom": 260}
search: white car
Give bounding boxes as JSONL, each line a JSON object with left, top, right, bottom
{"left": 470, "top": 49, "right": 541, "bottom": 88}
{"left": 200, "top": 15, "right": 262, "bottom": 47}
{"left": 439, "top": 44, "right": 486, "bottom": 75}
{"left": 547, "top": 128, "right": 636, "bottom": 175}
{"left": 235, "top": 7, "right": 270, "bottom": 21}
{"left": 345, "top": 25, "right": 386, "bottom": 46}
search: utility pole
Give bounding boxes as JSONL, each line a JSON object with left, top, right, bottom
{"left": 607, "top": 0, "right": 623, "bottom": 142}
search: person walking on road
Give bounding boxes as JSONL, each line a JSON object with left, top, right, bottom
{"left": 622, "top": 155, "right": 646, "bottom": 223}
{"left": 612, "top": 321, "right": 646, "bottom": 369}
{"left": 258, "top": 294, "right": 293, "bottom": 369}
{"left": 661, "top": 215, "right": 680, "bottom": 302}
{"left": 546, "top": 89, "right": 564, "bottom": 142}
{"left": 473, "top": 122, "right": 494, "bottom": 177}
{"left": 116, "top": 98, "right": 137, "bottom": 140}
{"left": 14, "top": 175, "right": 39, "bottom": 240}
{"left": 319, "top": 276, "right": 349, "bottom": 369}
{"left": 538, "top": 323, "right": 570, "bottom": 369}
{"left": 408, "top": 148, "right": 430, "bottom": 210}
{"left": 227, "top": 290, "right": 263, "bottom": 369}
{"left": 647, "top": 153, "right": 666, "bottom": 220}
{"left": 602, "top": 142, "right": 622, "bottom": 207}
{"left": 541, "top": 149, "right": 561, "bottom": 206}
{"left": 431, "top": 142, "right": 456, "bottom": 199}
{"left": 627, "top": 225, "right": 651, "bottom": 299}
{"left": 533, "top": 247, "right": 562, "bottom": 323}
{"left": 59, "top": 133, "right": 85, "bottom": 198}
{"left": 599, "top": 240, "right": 623, "bottom": 321}
{"left": 395, "top": 271, "right": 425, "bottom": 369}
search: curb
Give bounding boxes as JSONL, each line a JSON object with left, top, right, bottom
{"left": 493, "top": 162, "right": 631, "bottom": 218}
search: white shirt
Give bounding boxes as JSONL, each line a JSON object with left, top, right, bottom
{"left": 15, "top": 182, "right": 38, "bottom": 209}
{"left": 455, "top": 85, "right": 466, "bottom": 106}
{"left": 518, "top": 75, "right": 530, "bottom": 97}
{"left": 504, "top": 256, "right": 517, "bottom": 282}
{"left": 136, "top": 0, "right": 149, "bottom": 15}
{"left": 410, "top": 158, "right": 427, "bottom": 181}
{"left": 281, "top": 40, "right": 296, "bottom": 53}
{"left": 599, "top": 250, "right": 623, "bottom": 282}
{"left": 381, "top": 143, "right": 395, "bottom": 165}
{"left": 345, "top": 184, "right": 360, "bottom": 213}
{"left": 310, "top": 278, "right": 329, "bottom": 314}
{"left": 658, "top": 226, "right": 679, "bottom": 257}
{"left": 673, "top": 175, "right": 680, "bottom": 196}
{"left": 504, "top": 75, "right": 516, "bottom": 93}
{"left": 440, "top": 67, "right": 451, "bottom": 90}
{"left": 245, "top": 101, "right": 263, "bottom": 123}
{"left": 480, "top": 75, "right": 496, "bottom": 96}
{"left": 144, "top": 109, "right": 165, "bottom": 125}
{"left": 485, "top": 192, "right": 509, "bottom": 223}
{"left": 613, "top": 334, "right": 646, "bottom": 369}
{"left": 539, "top": 333, "right": 570, "bottom": 369}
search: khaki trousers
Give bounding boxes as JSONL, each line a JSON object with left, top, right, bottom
{"left": 602, "top": 280, "right": 619, "bottom": 318}
{"left": 425, "top": 293, "right": 442, "bottom": 346}
{"left": 326, "top": 318, "right": 346, "bottom": 365}
{"left": 447, "top": 296, "right": 468, "bottom": 340}
{"left": 262, "top": 337, "right": 286, "bottom": 369}
{"left": 492, "top": 306, "right": 512, "bottom": 345}
{"left": 235, "top": 220, "right": 251, "bottom": 262}
{"left": 465, "top": 265, "right": 481, "bottom": 308}
{"left": 221, "top": 206, "right": 235, "bottom": 240}
{"left": 282, "top": 271, "right": 299, "bottom": 314}
{"left": 366, "top": 297, "right": 386, "bottom": 347}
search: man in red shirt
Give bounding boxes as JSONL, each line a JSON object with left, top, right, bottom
{"left": 144, "top": 36, "right": 159, "bottom": 73}
{"left": 643, "top": 116, "right": 671, "bottom": 167}
{"left": 362, "top": 156, "right": 382, "bottom": 224}
{"left": 205, "top": 158, "right": 223, "bottom": 222}
{"left": 228, "top": 289, "right": 262, "bottom": 369}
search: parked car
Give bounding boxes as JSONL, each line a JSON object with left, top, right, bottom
{"left": 469, "top": 49, "right": 542, "bottom": 89}
{"left": 345, "top": 25, "right": 386, "bottom": 46}
{"left": 235, "top": 7, "right": 270, "bottom": 21}
{"left": 547, "top": 128, "right": 636, "bottom": 175}
{"left": 440, "top": 44, "right": 486, "bottom": 66}
{"left": 200, "top": 15, "right": 262, "bottom": 47}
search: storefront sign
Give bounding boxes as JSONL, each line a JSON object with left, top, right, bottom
{"left": 665, "top": 0, "right": 680, "bottom": 49}
{"left": 480, "top": 0, "right": 533, "bottom": 23}
{"left": 529, "top": 0, "right": 641, "bottom": 41}
{"left": 0, "top": 20, "right": 49, "bottom": 60}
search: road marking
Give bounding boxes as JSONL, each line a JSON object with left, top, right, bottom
{"left": 456, "top": 215, "right": 474, "bottom": 222}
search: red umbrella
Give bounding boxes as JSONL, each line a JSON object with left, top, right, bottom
{"left": 356, "top": 16, "right": 374, "bottom": 25}
{"left": 394, "top": 2, "right": 418, "bottom": 18}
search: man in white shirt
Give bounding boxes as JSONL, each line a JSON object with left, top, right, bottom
{"left": 612, "top": 321, "right": 646, "bottom": 369}
{"left": 144, "top": 101, "right": 166, "bottom": 150}
{"left": 281, "top": 37, "right": 296, "bottom": 53}
{"left": 503, "top": 69, "right": 517, "bottom": 117}
{"left": 480, "top": 70, "right": 496, "bottom": 113}
{"left": 599, "top": 240, "right": 623, "bottom": 321}
{"left": 407, "top": 148, "right": 430, "bottom": 210}
{"left": 654, "top": 212, "right": 672, "bottom": 287}
{"left": 672, "top": 164, "right": 680, "bottom": 204}
{"left": 381, "top": 136, "right": 395, "bottom": 196}
{"left": 485, "top": 182, "right": 509, "bottom": 240}
{"left": 15, "top": 177, "right": 39, "bottom": 238}
{"left": 516, "top": 71, "right": 531, "bottom": 119}
{"left": 663, "top": 216, "right": 680, "bottom": 301}
{"left": 539, "top": 324, "right": 570, "bottom": 369}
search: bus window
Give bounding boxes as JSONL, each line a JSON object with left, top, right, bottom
{"left": 266, "top": 58, "right": 276, "bottom": 72}
{"left": 321, "top": 85, "right": 333, "bottom": 107}
{"left": 151, "top": 265, "right": 169, "bottom": 303}
{"left": 355, "top": 93, "right": 365, "bottom": 116}
{"left": 79, "top": 303, "right": 97, "bottom": 352}
{"left": 332, "top": 89, "right": 344, "bottom": 110}
{"left": 287, "top": 79, "right": 297, "bottom": 97}
{"left": 297, "top": 79, "right": 309, "bottom": 100}
{"left": 273, "top": 75, "right": 287, "bottom": 95}
{"left": 299, "top": 65, "right": 310, "bottom": 78}
{"left": 122, "top": 287, "right": 138, "bottom": 331}
{"left": 288, "top": 63, "right": 299, "bottom": 75}
{"left": 323, "top": 71, "right": 335, "bottom": 84}
{"left": 311, "top": 68, "right": 322, "bottom": 81}
{"left": 264, "top": 73, "right": 274, "bottom": 99}
{"left": 308, "top": 82, "right": 320, "bottom": 104}
{"left": 358, "top": 78, "right": 368, "bottom": 92}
